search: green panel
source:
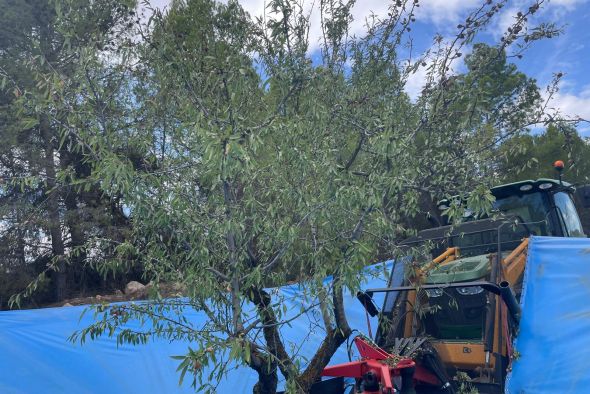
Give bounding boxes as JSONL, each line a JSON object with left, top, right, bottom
{"left": 425, "top": 255, "right": 490, "bottom": 283}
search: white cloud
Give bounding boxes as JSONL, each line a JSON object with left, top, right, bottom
{"left": 403, "top": 46, "right": 468, "bottom": 101}
{"left": 256, "top": 0, "right": 479, "bottom": 48}
{"left": 143, "top": 0, "right": 479, "bottom": 99}
{"left": 416, "top": 0, "right": 480, "bottom": 25}
{"left": 234, "top": 1, "right": 389, "bottom": 51}
{"left": 148, "top": 0, "right": 172, "bottom": 10}
{"left": 236, "top": 0, "right": 481, "bottom": 31}
{"left": 236, "top": 0, "right": 478, "bottom": 99}
{"left": 545, "top": 83, "right": 590, "bottom": 135}
{"left": 138, "top": 0, "right": 172, "bottom": 16}
{"left": 405, "top": 64, "right": 429, "bottom": 100}
{"left": 552, "top": 87, "right": 590, "bottom": 119}
{"left": 234, "top": 0, "right": 267, "bottom": 18}
{"left": 146, "top": 0, "right": 482, "bottom": 48}
{"left": 495, "top": 7, "right": 519, "bottom": 39}
{"left": 550, "top": 0, "right": 588, "bottom": 10}
{"left": 150, "top": 1, "right": 590, "bottom": 104}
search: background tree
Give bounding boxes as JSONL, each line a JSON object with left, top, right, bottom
{"left": 499, "top": 123, "right": 590, "bottom": 231}
{"left": 500, "top": 123, "right": 590, "bottom": 183}
{"left": 402, "top": 41, "right": 542, "bottom": 230}
{"left": 0, "top": 0, "right": 139, "bottom": 306}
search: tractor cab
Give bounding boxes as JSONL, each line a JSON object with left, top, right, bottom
{"left": 479, "top": 178, "right": 584, "bottom": 238}
{"left": 404, "top": 178, "right": 585, "bottom": 261}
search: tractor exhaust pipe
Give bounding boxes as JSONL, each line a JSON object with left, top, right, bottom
{"left": 499, "top": 281, "right": 521, "bottom": 327}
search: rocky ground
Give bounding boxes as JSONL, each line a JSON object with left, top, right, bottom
{"left": 50, "top": 281, "right": 186, "bottom": 307}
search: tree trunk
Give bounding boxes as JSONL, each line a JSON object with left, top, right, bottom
{"left": 295, "top": 328, "right": 350, "bottom": 392}
{"left": 296, "top": 277, "right": 352, "bottom": 392}
{"left": 15, "top": 207, "right": 27, "bottom": 268}
{"left": 251, "top": 357, "right": 279, "bottom": 394}
{"left": 249, "top": 288, "right": 297, "bottom": 381}
{"left": 60, "top": 151, "right": 88, "bottom": 294}
{"left": 40, "top": 115, "right": 67, "bottom": 301}
{"left": 65, "top": 187, "right": 87, "bottom": 293}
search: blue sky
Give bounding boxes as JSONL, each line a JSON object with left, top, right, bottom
{"left": 149, "top": 0, "right": 590, "bottom": 135}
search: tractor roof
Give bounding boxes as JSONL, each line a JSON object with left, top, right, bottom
{"left": 436, "top": 179, "right": 574, "bottom": 209}
{"left": 491, "top": 178, "right": 573, "bottom": 198}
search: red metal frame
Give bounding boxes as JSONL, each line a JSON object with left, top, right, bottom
{"left": 321, "top": 337, "right": 440, "bottom": 393}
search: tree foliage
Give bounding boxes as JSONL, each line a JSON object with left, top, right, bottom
{"left": 500, "top": 123, "right": 590, "bottom": 184}
{"left": 1, "top": 0, "right": 585, "bottom": 392}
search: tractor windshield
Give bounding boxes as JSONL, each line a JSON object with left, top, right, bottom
{"left": 492, "top": 192, "right": 549, "bottom": 236}
{"left": 554, "top": 192, "right": 585, "bottom": 236}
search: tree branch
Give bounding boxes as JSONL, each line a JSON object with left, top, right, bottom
{"left": 248, "top": 287, "right": 297, "bottom": 382}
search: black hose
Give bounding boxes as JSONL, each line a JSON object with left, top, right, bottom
{"left": 484, "top": 257, "right": 497, "bottom": 355}
{"left": 499, "top": 281, "right": 521, "bottom": 327}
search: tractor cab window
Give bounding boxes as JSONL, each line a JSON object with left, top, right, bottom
{"left": 554, "top": 192, "right": 585, "bottom": 237}
{"left": 492, "top": 192, "right": 549, "bottom": 236}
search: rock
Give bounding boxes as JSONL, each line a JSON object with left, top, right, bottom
{"left": 125, "top": 281, "right": 146, "bottom": 295}
{"left": 96, "top": 295, "right": 103, "bottom": 301}
{"left": 115, "top": 289, "right": 123, "bottom": 296}
{"left": 62, "top": 302, "right": 73, "bottom": 307}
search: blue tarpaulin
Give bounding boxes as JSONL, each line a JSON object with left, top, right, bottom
{"left": 5, "top": 236, "right": 590, "bottom": 393}
{"left": 506, "top": 236, "right": 590, "bottom": 394}
{"left": 0, "top": 261, "right": 395, "bottom": 393}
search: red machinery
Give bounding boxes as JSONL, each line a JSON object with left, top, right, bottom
{"left": 321, "top": 336, "right": 440, "bottom": 394}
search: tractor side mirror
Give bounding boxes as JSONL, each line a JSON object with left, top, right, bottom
{"left": 356, "top": 291, "right": 379, "bottom": 317}
{"left": 575, "top": 185, "right": 590, "bottom": 208}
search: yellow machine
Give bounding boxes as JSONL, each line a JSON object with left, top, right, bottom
{"left": 363, "top": 177, "right": 589, "bottom": 393}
